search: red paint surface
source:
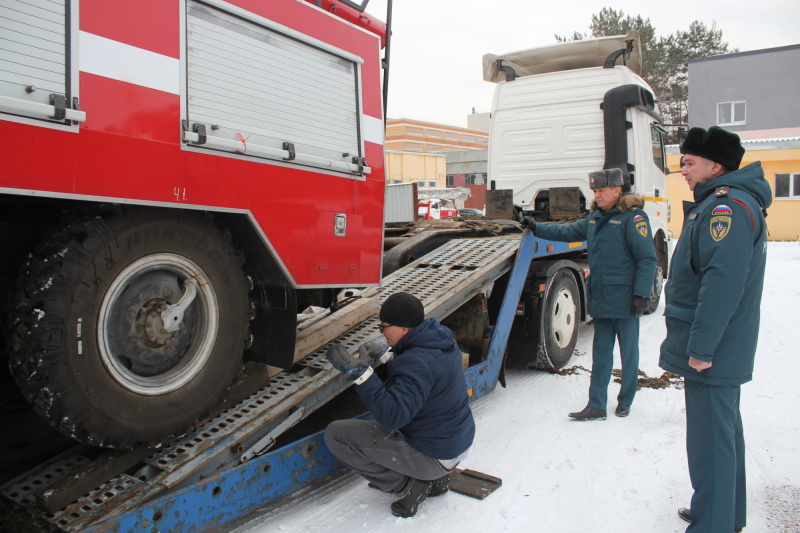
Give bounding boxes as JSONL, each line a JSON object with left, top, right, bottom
{"left": 0, "top": 0, "right": 385, "bottom": 286}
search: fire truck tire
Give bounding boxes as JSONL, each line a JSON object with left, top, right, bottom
{"left": 7, "top": 206, "right": 250, "bottom": 449}
{"left": 644, "top": 264, "right": 664, "bottom": 315}
{"left": 537, "top": 269, "right": 580, "bottom": 369}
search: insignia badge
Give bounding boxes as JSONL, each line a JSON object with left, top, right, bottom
{"left": 712, "top": 205, "right": 733, "bottom": 216}
{"left": 636, "top": 221, "right": 648, "bottom": 237}
{"left": 589, "top": 220, "right": 596, "bottom": 224}
{"left": 610, "top": 220, "right": 622, "bottom": 225}
{"left": 715, "top": 186, "right": 730, "bottom": 197}
{"left": 688, "top": 213, "right": 698, "bottom": 220}
{"left": 710, "top": 215, "right": 732, "bottom": 241}
{"left": 633, "top": 214, "right": 644, "bottom": 222}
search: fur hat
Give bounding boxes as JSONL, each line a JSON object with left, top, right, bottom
{"left": 589, "top": 168, "right": 624, "bottom": 189}
{"left": 680, "top": 126, "right": 745, "bottom": 170}
{"left": 380, "top": 292, "right": 424, "bottom": 328}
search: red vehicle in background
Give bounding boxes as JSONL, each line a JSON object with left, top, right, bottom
{"left": 418, "top": 198, "right": 459, "bottom": 219}
{"left": 0, "top": 0, "right": 387, "bottom": 449}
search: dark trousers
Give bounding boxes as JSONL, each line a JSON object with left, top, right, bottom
{"left": 324, "top": 419, "right": 450, "bottom": 493}
{"left": 685, "top": 380, "right": 746, "bottom": 533}
{"left": 588, "top": 317, "right": 640, "bottom": 410}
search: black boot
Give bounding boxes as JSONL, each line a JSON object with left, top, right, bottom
{"left": 429, "top": 474, "right": 450, "bottom": 497}
{"left": 677, "top": 507, "right": 742, "bottom": 532}
{"left": 391, "top": 478, "right": 432, "bottom": 517}
{"left": 568, "top": 406, "right": 607, "bottom": 421}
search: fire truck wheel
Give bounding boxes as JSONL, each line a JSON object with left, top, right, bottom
{"left": 644, "top": 264, "right": 664, "bottom": 315}
{"left": 537, "top": 269, "right": 580, "bottom": 369}
{"left": 7, "top": 206, "right": 250, "bottom": 449}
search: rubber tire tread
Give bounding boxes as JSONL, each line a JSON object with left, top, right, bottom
{"left": 537, "top": 270, "right": 580, "bottom": 370}
{"left": 6, "top": 205, "right": 250, "bottom": 449}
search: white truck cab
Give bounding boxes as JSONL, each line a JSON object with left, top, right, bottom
{"left": 483, "top": 32, "right": 672, "bottom": 309}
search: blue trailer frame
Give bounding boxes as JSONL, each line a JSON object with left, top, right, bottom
{"left": 80, "top": 231, "right": 586, "bottom": 533}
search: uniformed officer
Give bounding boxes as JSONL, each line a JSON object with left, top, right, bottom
{"left": 659, "top": 126, "right": 771, "bottom": 533}
{"left": 522, "top": 168, "right": 657, "bottom": 420}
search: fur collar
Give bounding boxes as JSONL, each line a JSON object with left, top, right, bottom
{"left": 590, "top": 193, "right": 645, "bottom": 213}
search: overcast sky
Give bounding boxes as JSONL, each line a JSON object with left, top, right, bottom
{"left": 365, "top": 0, "right": 800, "bottom": 128}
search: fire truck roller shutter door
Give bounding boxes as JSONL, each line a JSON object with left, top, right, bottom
{"left": 7, "top": 206, "right": 251, "bottom": 449}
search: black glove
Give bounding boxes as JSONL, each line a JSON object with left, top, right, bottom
{"left": 358, "top": 339, "right": 390, "bottom": 364}
{"left": 631, "top": 296, "right": 649, "bottom": 316}
{"left": 326, "top": 343, "right": 370, "bottom": 381}
{"left": 520, "top": 216, "right": 536, "bottom": 232}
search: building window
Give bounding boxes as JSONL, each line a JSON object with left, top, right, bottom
{"left": 406, "top": 126, "right": 423, "bottom": 135}
{"left": 426, "top": 129, "right": 441, "bottom": 138}
{"left": 428, "top": 181, "right": 437, "bottom": 187}
{"left": 427, "top": 145, "right": 441, "bottom": 152}
{"left": 465, "top": 174, "right": 486, "bottom": 185}
{"left": 444, "top": 131, "right": 459, "bottom": 140}
{"left": 462, "top": 134, "right": 476, "bottom": 143}
{"left": 775, "top": 173, "right": 800, "bottom": 199}
{"left": 405, "top": 142, "right": 424, "bottom": 151}
{"left": 446, "top": 175, "right": 455, "bottom": 186}
{"left": 717, "top": 101, "right": 746, "bottom": 126}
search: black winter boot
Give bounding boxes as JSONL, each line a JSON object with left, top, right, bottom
{"left": 568, "top": 406, "right": 607, "bottom": 421}
{"left": 391, "top": 478, "right": 432, "bottom": 517}
{"left": 677, "top": 507, "right": 743, "bottom": 532}
{"left": 429, "top": 474, "right": 450, "bottom": 497}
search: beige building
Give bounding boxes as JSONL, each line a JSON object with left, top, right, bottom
{"left": 384, "top": 118, "right": 489, "bottom": 188}
{"left": 386, "top": 118, "right": 488, "bottom": 154}
{"left": 385, "top": 150, "right": 447, "bottom": 187}
{"left": 665, "top": 133, "right": 800, "bottom": 241}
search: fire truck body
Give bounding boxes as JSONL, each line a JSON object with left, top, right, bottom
{"left": 0, "top": 0, "right": 387, "bottom": 449}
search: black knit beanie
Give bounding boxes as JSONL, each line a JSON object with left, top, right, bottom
{"left": 380, "top": 292, "right": 424, "bottom": 328}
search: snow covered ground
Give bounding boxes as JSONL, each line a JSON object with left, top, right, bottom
{"left": 231, "top": 242, "right": 800, "bottom": 533}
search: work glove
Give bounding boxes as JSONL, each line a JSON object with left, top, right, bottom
{"left": 520, "top": 216, "right": 536, "bottom": 233}
{"left": 358, "top": 339, "right": 391, "bottom": 364}
{"left": 326, "top": 343, "right": 371, "bottom": 382}
{"left": 631, "top": 296, "right": 649, "bottom": 316}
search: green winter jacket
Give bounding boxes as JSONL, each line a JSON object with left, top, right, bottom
{"left": 659, "top": 162, "right": 772, "bottom": 385}
{"left": 533, "top": 194, "right": 657, "bottom": 319}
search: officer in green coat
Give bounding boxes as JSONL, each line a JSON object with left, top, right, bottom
{"left": 523, "top": 168, "right": 657, "bottom": 420}
{"left": 659, "top": 127, "right": 771, "bottom": 533}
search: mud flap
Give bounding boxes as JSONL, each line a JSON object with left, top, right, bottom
{"left": 448, "top": 468, "right": 502, "bottom": 500}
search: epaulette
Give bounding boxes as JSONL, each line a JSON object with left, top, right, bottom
{"left": 714, "top": 186, "right": 730, "bottom": 197}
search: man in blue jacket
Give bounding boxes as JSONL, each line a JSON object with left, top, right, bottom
{"left": 324, "top": 292, "right": 475, "bottom": 518}
{"left": 523, "top": 169, "right": 657, "bottom": 420}
{"left": 660, "top": 127, "right": 771, "bottom": 533}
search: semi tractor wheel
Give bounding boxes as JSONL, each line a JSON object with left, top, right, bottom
{"left": 537, "top": 269, "right": 580, "bottom": 369}
{"left": 644, "top": 264, "right": 664, "bottom": 315}
{"left": 7, "top": 206, "right": 250, "bottom": 449}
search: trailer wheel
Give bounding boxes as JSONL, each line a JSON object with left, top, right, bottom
{"left": 644, "top": 264, "right": 664, "bottom": 315}
{"left": 537, "top": 270, "right": 579, "bottom": 369}
{"left": 7, "top": 207, "right": 250, "bottom": 449}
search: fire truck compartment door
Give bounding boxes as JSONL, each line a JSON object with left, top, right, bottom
{"left": 184, "top": 1, "right": 369, "bottom": 176}
{"left": 0, "top": 0, "right": 85, "bottom": 124}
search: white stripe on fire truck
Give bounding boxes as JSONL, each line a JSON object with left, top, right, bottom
{"left": 362, "top": 115, "right": 384, "bottom": 146}
{"left": 79, "top": 31, "right": 180, "bottom": 95}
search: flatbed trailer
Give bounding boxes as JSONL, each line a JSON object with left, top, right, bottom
{"left": 1, "top": 229, "right": 587, "bottom": 532}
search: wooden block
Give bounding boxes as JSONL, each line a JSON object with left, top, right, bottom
{"left": 448, "top": 468, "right": 503, "bottom": 500}
{"left": 293, "top": 296, "right": 381, "bottom": 363}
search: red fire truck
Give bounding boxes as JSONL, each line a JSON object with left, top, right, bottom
{"left": 0, "top": 0, "right": 387, "bottom": 449}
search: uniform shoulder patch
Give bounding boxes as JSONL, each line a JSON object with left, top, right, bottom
{"left": 710, "top": 204, "right": 733, "bottom": 241}
{"left": 715, "top": 186, "right": 730, "bottom": 197}
{"left": 634, "top": 214, "right": 649, "bottom": 237}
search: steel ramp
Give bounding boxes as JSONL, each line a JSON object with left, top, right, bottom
{"left": 1, "top": 235, "right": 522, "bottom": 532}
